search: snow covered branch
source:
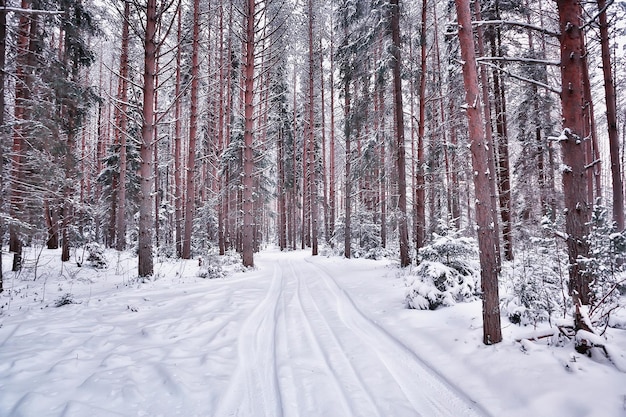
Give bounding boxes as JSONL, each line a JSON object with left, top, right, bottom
{"left": 1, "top": 6, "right": 64, "bottom": 15}
{"left": 476, "top": 56, "right": 560, "bottom": 66}
{"left": 480, "top": 61, "right": 561, "bottom": 94}
{"left": 472, "top": 20, "right": 560, "bottom": 37}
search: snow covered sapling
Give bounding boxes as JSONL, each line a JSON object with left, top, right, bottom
{"left": 54, "top": 293, "right": 77, "bottom": 307}
{"left": 500, "top": 217, "right": 570, "bottom": 326}
{"left": 578, "top": 204, "right": 626, "bottom": 331}
{"left": 85, "top": 243, "right": 108, "bottom": 269}
{"left": 197, "top": 254, "right": 226, "bottom": 279}
{"left": 405, "top": 228, "right": 479, "bottom": 310}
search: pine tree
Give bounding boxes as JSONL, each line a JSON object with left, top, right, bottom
{"left": 454, "top": 0, "right": 502, "bottom": 344}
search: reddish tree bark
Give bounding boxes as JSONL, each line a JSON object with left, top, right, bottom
{"left": 473, "top": 0, "right": 502, "bottom": 268}
{"left": 556, "top": 0, "right": 592, "bottom": 313}
{"left": 329, "top": 30, "right": 337, "bottom": 243}
{"left": 390, "top": 0, "right": 411, "bottom": 267}
{"left": 138, "top": 0, "right": 157, "bottom": 277}
{"left": 0, "top": 0, "right": 5, "bottom": 290}
{"left": 182, "top": 0, "right": 200, "bottom": 260}
{"left": 216, "top": 1, "right": 226, "bottom": 255}
{"left": 319, "top": 39, "right": 329, "bottom": 244}
{"left": 488, "top": 24, "right": 513, "bottom": 261}
{"left": 597, "top": 0, "right": 623, "bottom": 230}
{"left": 343, "top": 75, "right": 352, "bottom": 259}
{"left": 455, "top": 0, "right": 502, "bottom": 344}
{"left": 174, "top": 6, "right": 183, "bottom": 256}
{"left": 415, "top": 0, "right": 427, "bottom": 254}
{"left": 115, "top": 0, "right": 130, "bottom": 251}
{"left": 9, "top": 0, "right": 32, "bottom": 271}
{"left": 241, "top": 0, "right": 256, "bottom": 267}
{"left": 308, "top": 0, "right": 318, "bottom": 256}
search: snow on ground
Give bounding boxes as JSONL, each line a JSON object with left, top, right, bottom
{"left": 0, "top": 246, "right": 625, "bottom": 417}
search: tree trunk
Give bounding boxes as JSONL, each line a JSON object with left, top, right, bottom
{"left": 216, "top": 2, "right": 226, "bottom": 255}
{"left": 138, "top": 0, "right": 157, "bottom": 277}
{"left": 390, "top": 0, "right": 411, "bottom": 267}
{"left": 308, "top": 0, "right": 318, "bottom": 256}
{"left": 329, "top": 30, "right": 336, "bottom": 243}
{"left": 241, "top": 0, "right": 256, "bottom": 267}
{"left": 0, "top": 0, "right": 5, "bottom": 290}
{"left": 174, "top": 6, "right": 183, "bottom": 257}
{"left": 415, "top": 0, "right": 427, "bottom": 254}
{"left": 455, "top": 0, "right": 502, "bottom": 344}
{"left": 9, "top": 0, "right": 32, "bottom": 271}
{"left": 344, "top": 75, "right": 352, "bottom": 259}
{"left": 378, "top": 79, "right": 387, "bottom": 248}
{"left": 556, "top": 0, "right": 592, "bottom": 314}
{"left": 182, "top": 0, "right": 200, "bottom": 260}
{"left": 153, "top": 55, "right": 160, "bottom": 250}
{"left": 115, "top": 0, "right": 130, "bottom": 251}
{"left": 319, "top": 39, "right": 329, "bottom": 246}
{"left": 473, "top": 0, "right": 502, "bottom": 269}
{"left": 488, "top": 23, "right": 513, "bottom": 261}
{"left": 597, "top": 0, "right": 623, "bottom": 230}
{"left": 45, "top": 200, "right": 59, "bottom": 249}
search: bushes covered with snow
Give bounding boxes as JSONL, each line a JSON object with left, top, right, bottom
{"left": 500, "top": 216, "right": 570, "bottom": 326}
{"left": 501, "top": 208, "right": 626, "bottom": 328}
{"left": 85, "top": 243, "right": 108, "bottom": 269}
{"left": 405, "top": 230, "right": 479, "bottom": 310}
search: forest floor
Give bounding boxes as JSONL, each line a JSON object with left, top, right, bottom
{"left": 0, "top": 247, "right": 625, "bottom": 417}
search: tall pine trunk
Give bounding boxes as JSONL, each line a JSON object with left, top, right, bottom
{"left": 241, "top": 0, "right": 256, "bottom": 267}
{"left": 115, "top": 0, "right": 130, "bottom": 251}
{"left": 329, "top": 30, "right": 337, "bottom": 243}
{"left": 597, "top": 0, "right": 623, "bottom": 230}
{"left": 557, "top": 0, "right": 592, "bottom": 317}
{"left": 138, "top": 0, "right": 157, "bottom": 277}
{"left": 0, "top": 0, "right": 5, "bottom": 290}
{"left": 174, "top": 6, "right": 183, "bottom": 257}
{"left": 10, "top": 0, "right": 32, "bottom": 271}
{"left": 473, "top": 0, "right": 502, "bottom": 269}
{"left": 182, "top": 0, "right": 200, "bottom": 260}
{"left": 415, "top": 0, "right": 427, "bottom": 254}
{"left": 344, "top": 74, "right": 352, "bottom": 259}
{"left": 308, "top": 0, "right": 318, "bottom": 256}
{"left": 390, "top": 0, "right": 411, "bottom": 267}
{"left": 455, "top": 0, "right": 502, "bottom": 344}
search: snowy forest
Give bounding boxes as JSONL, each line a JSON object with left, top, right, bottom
{"left": 1, "top": 0, "right": 626, "bottom": 415}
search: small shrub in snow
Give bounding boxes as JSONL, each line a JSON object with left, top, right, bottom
{"left": 54, "top": 293, "right": 77, "bottom": 307}
{"left": 197, "top": 263, "right": 225, "bottom": 279}
{"left": 331, "top": 212, "right": 390, "bottom": 260}
{"left": 85, "top": 243, "right": 108, "bottom": 269}
{"left": 196, "top": 254, "right": 226, "bottom": 279}
{"left": 405, "top": 230, "right": 479, "bottom": 310}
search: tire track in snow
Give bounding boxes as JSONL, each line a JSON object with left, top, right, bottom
{"left": 304, "top": 256, "right": 492, "bottom": 417}
{"left": 214, "top": 265, "right": 284, "bottom": 417}
{"left": 276, "top": 259, "right": 364, "bottom": 417}
{"left": 289, "top": 258, "right": 415, "bottom": 416}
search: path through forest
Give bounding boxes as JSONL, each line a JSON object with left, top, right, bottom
{"left": 0, "top": 249, "right": 491, "bottom": 417}
{"left": 215, "top": 252, "right": 489, "bottom": 417}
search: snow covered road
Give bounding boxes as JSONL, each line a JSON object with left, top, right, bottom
{"left": 216, "top": 254, "right": 488, "bottom": 417}
{"left": 0, "top": 249, "right": 489, "bottom": 417}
